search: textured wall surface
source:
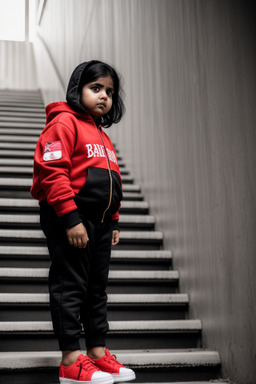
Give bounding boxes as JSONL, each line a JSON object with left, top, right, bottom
{"left": 0, "top": 41, "right": 37, "bottom": 89}
{"left": 33, "top": 1, "right": 256, "bottom": 383}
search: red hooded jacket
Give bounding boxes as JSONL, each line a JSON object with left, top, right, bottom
{"left": 30, "top": 102, "right": 122, "bottom": 228}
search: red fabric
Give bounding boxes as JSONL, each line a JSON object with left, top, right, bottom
{"left": 59, "top": 355, "right": 100, "bottom": 381}
{"left": 93, "top": 349, "right": 124, "bottom": 374}
{"left": 31, "top": 102, "right": 122, "bottom": 220}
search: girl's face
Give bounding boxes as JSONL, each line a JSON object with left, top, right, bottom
{"left": 81, "top": 75, "right": 114, "bottom": 118}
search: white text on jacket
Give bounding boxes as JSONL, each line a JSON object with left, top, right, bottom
{"left": 86, "top": 144, "right": 117, "bottom": 164}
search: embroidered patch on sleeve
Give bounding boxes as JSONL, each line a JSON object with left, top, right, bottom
{"left": 43, "top": 141, "right": 62, "bottom": 161}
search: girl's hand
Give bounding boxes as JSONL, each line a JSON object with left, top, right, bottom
{"left": 66, "top": 223, "right": 89, "bottom": 248}
{"left": 112, "top": 230, "right": 120, "bottom": 246}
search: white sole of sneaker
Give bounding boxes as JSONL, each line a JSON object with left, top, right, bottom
{"left": 59, "top": 377, "right": 114, "bottom": 384}
{"left": 112, "top": 371, "right": 136, "bottom": 383}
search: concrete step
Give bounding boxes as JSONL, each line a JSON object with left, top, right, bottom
{"left": 0, "top": 159, "right": 130, "bottom": 174}
{"left": 0, "top": 149, "right": 36, "bottom": 157}
{"left": 0, "top": 90, "right": 42, "bottom": 98}
{"left": 0, "top": 158, "right": 34, "bottom": 166}
{"left": 0, "top": 180, "right": 141, "bottom": 193}
{"left": 0, "top": 106, "right": 44, "bottom": 113}
{"left": 0, "top": 306, "right": 187, "bottom": 323}
{"left": 0, "top": 134, "right": 41, "bottom": 142}
{"left": 0, "top": 141, "right": 37, "bottom": 150}
{"left": 0, "top": 152, "right": 125, "bottom": 168}
{"left": 0, "top": 268, "right": 178, "bottom": 294}
{"left": 0, "top": 189, "right": 144, "bottom": 201}
{"left": 38, "top": 382, "right": 227, "bottom": 383}
{"left": 0, "top": 213, "right": 155, "bottom": 230}
{"left": 0, "top": 246, "right": 172, "bottom": 259}
{"left": 0, "top": 116, "right": 45, "bottom": 123}
{"left": 0, "top": 96, "right": 43, "bottom": 103}
{"left": 0, "top": 292, "right": 188, "bottom": 305}
{"left": 0, "top": 320, "right": 202, "bottom": 351}
{"left": 0, "top": 89, "right": 41, "bottom": 95}
{"left": 0, "top": 127, "right": 45, "bottom": 134}
{"left": 0, "top": 319, "right": 201, "bottom": 332}
{"left": 0, "top": 228, "right": 163, "bottom": 246}
{"left": 0, "top": 283, "right": 177, "bottom": 296}
{"left": 0, "top": 140, "right": 123, "bottom": 156}
{"left": 0, "top": 123, "right": 44, "bottom": 130}
{"left": 0, "top": 292, "right": 189, "bottom": 322}
{"left": 0, "top": 350, "right": 221, "bottom": 382}
{"left": 0, "top": 101, "right": 44, "bottom": 108}
{"left": 0, "top": 167, "right": 134, "bottom": 183}
{"left": 0, "top": 96, "right": 42, "bottom": 101}
{"left": 0, "top": 198, "right": 146, "bottom": 212}
{"left": 0, "top": 148, "right": 124, "bottom": 166}
{"left": 0, "top": 247, "right": 172, "bottom": 270}
{"left": 0, "top": 301, "right": 187, "bottom": 322}
{"left": 0, "top": 268, "right": 178, "bottom": 282}
{"left": 0, "top": 111, "right": 45, "bottom": 118}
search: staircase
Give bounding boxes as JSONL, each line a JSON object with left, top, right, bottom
{"left": 0, "top": 90, "right": 224, "bottom": 384}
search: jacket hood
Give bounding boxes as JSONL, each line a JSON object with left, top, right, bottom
{"left": 66, "top": 60, "right": 99, "bottom": 114}
{"left": 45, "top": 102, "right": 93, "bottom": 125}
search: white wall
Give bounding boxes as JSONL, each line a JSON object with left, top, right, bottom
{"left": 33, "top": 1, "right": 256, "bottom": 383}
{"left": 0, "top": 41, "right": 37, "bottom": 89}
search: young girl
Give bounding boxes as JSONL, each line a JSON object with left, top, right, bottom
{"left": 31, "top": 60, "right": 136, "bottom": 384}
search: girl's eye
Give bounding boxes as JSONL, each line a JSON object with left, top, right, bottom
{"left": 91, "top": 86, "right": 99, "bottom": 92}
{"left": 107, "top": 90, "right": 113, "bottom": 97}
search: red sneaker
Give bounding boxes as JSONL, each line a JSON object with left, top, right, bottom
{"left": 92, "top": 349, "right": 136, "bottom": 383}
{"left": 59, "top": 354, "right": 114, "bottom": 384}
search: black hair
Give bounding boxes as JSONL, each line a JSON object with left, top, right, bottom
{"left": 79, "top": 61, "right": 125, "bottom": 128}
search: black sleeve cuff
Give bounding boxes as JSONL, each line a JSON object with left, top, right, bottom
{"left": 61, "top": 209, "right": 82, "bottom": 229}
{"left": 112, "top": 220, "right": 120, "bottom": 232}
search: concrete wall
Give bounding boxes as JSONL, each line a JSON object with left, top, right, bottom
{"left": 0, "top": 41, "right": 38, "bottom": 89}
{"left": 33, "top": 1, "right": 256, "bottom": 383}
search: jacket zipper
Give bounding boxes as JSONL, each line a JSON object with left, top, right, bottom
{"left": 97, "top": 127, "right": 113, "bottom": 222}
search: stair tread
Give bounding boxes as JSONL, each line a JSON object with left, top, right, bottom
{"left": 0, "top": 192, "right": 143, "bottom": 201}
{"left": 0, "top": 101, "right": 43, "bottom": 107}
{"left": 0, "top": 213, "right": 154, "bottom": 224}
{"left": 0, "top": 107, "right": 45, "bottom": 113}
{"left": 0, "top": 229, "right": 162, "bottom": 240}
{"left": 0, "top": 149, "right": 36, "bottom": 156}
{"left": 0, "top": 112, "right": 45, "bottom": 117}
{"left": 0, "top": 89, "right": 41, "bottom": 94}
{"left": 0, "top": 135, "right": 40, "bottom": 142}
{"left": 0, "top": 319, "right": 202, "bottom": 332}
{"left": 0, "top": 154, "right": 126, "bottom": 168}
{"left": 0, "top": 246, "right": 172, "bottom": 259}
{"left": 0, "top": 117, "right": 45, "bottom": 122}
{"left": 0, "top": 142, "right": 36, "bottom": 149}
{"left": 0, "top": 167, "right": 133, "bottom": 181}
{"left": 0, "top": 159, "right": 127, "bottom": 171}
{"left": 0, "top": 159, "right": 34, "bottom": 166}
{"left": 0, "top": 198, "right": 147, "bottom": 206}
{"left": 0, "top": 293, "right": 188, "bottom": 304}
{"left": 0, "top": 268, "right": 178, "bottom": 280}
{"left": 0, "top": 198, "right": 147, "bottom": 207}
{"left": 0, "top": 349, "right": 221, "bottom": 369}
{"left": 0, "top": 125, "right": 43, "bottom": 131}
{"left": 0, "top": 179, "right": 140, "bottom": 191}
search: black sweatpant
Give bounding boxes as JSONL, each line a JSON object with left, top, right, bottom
{"left": 40, "top": 202, "right": 112, "bottom": 351}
